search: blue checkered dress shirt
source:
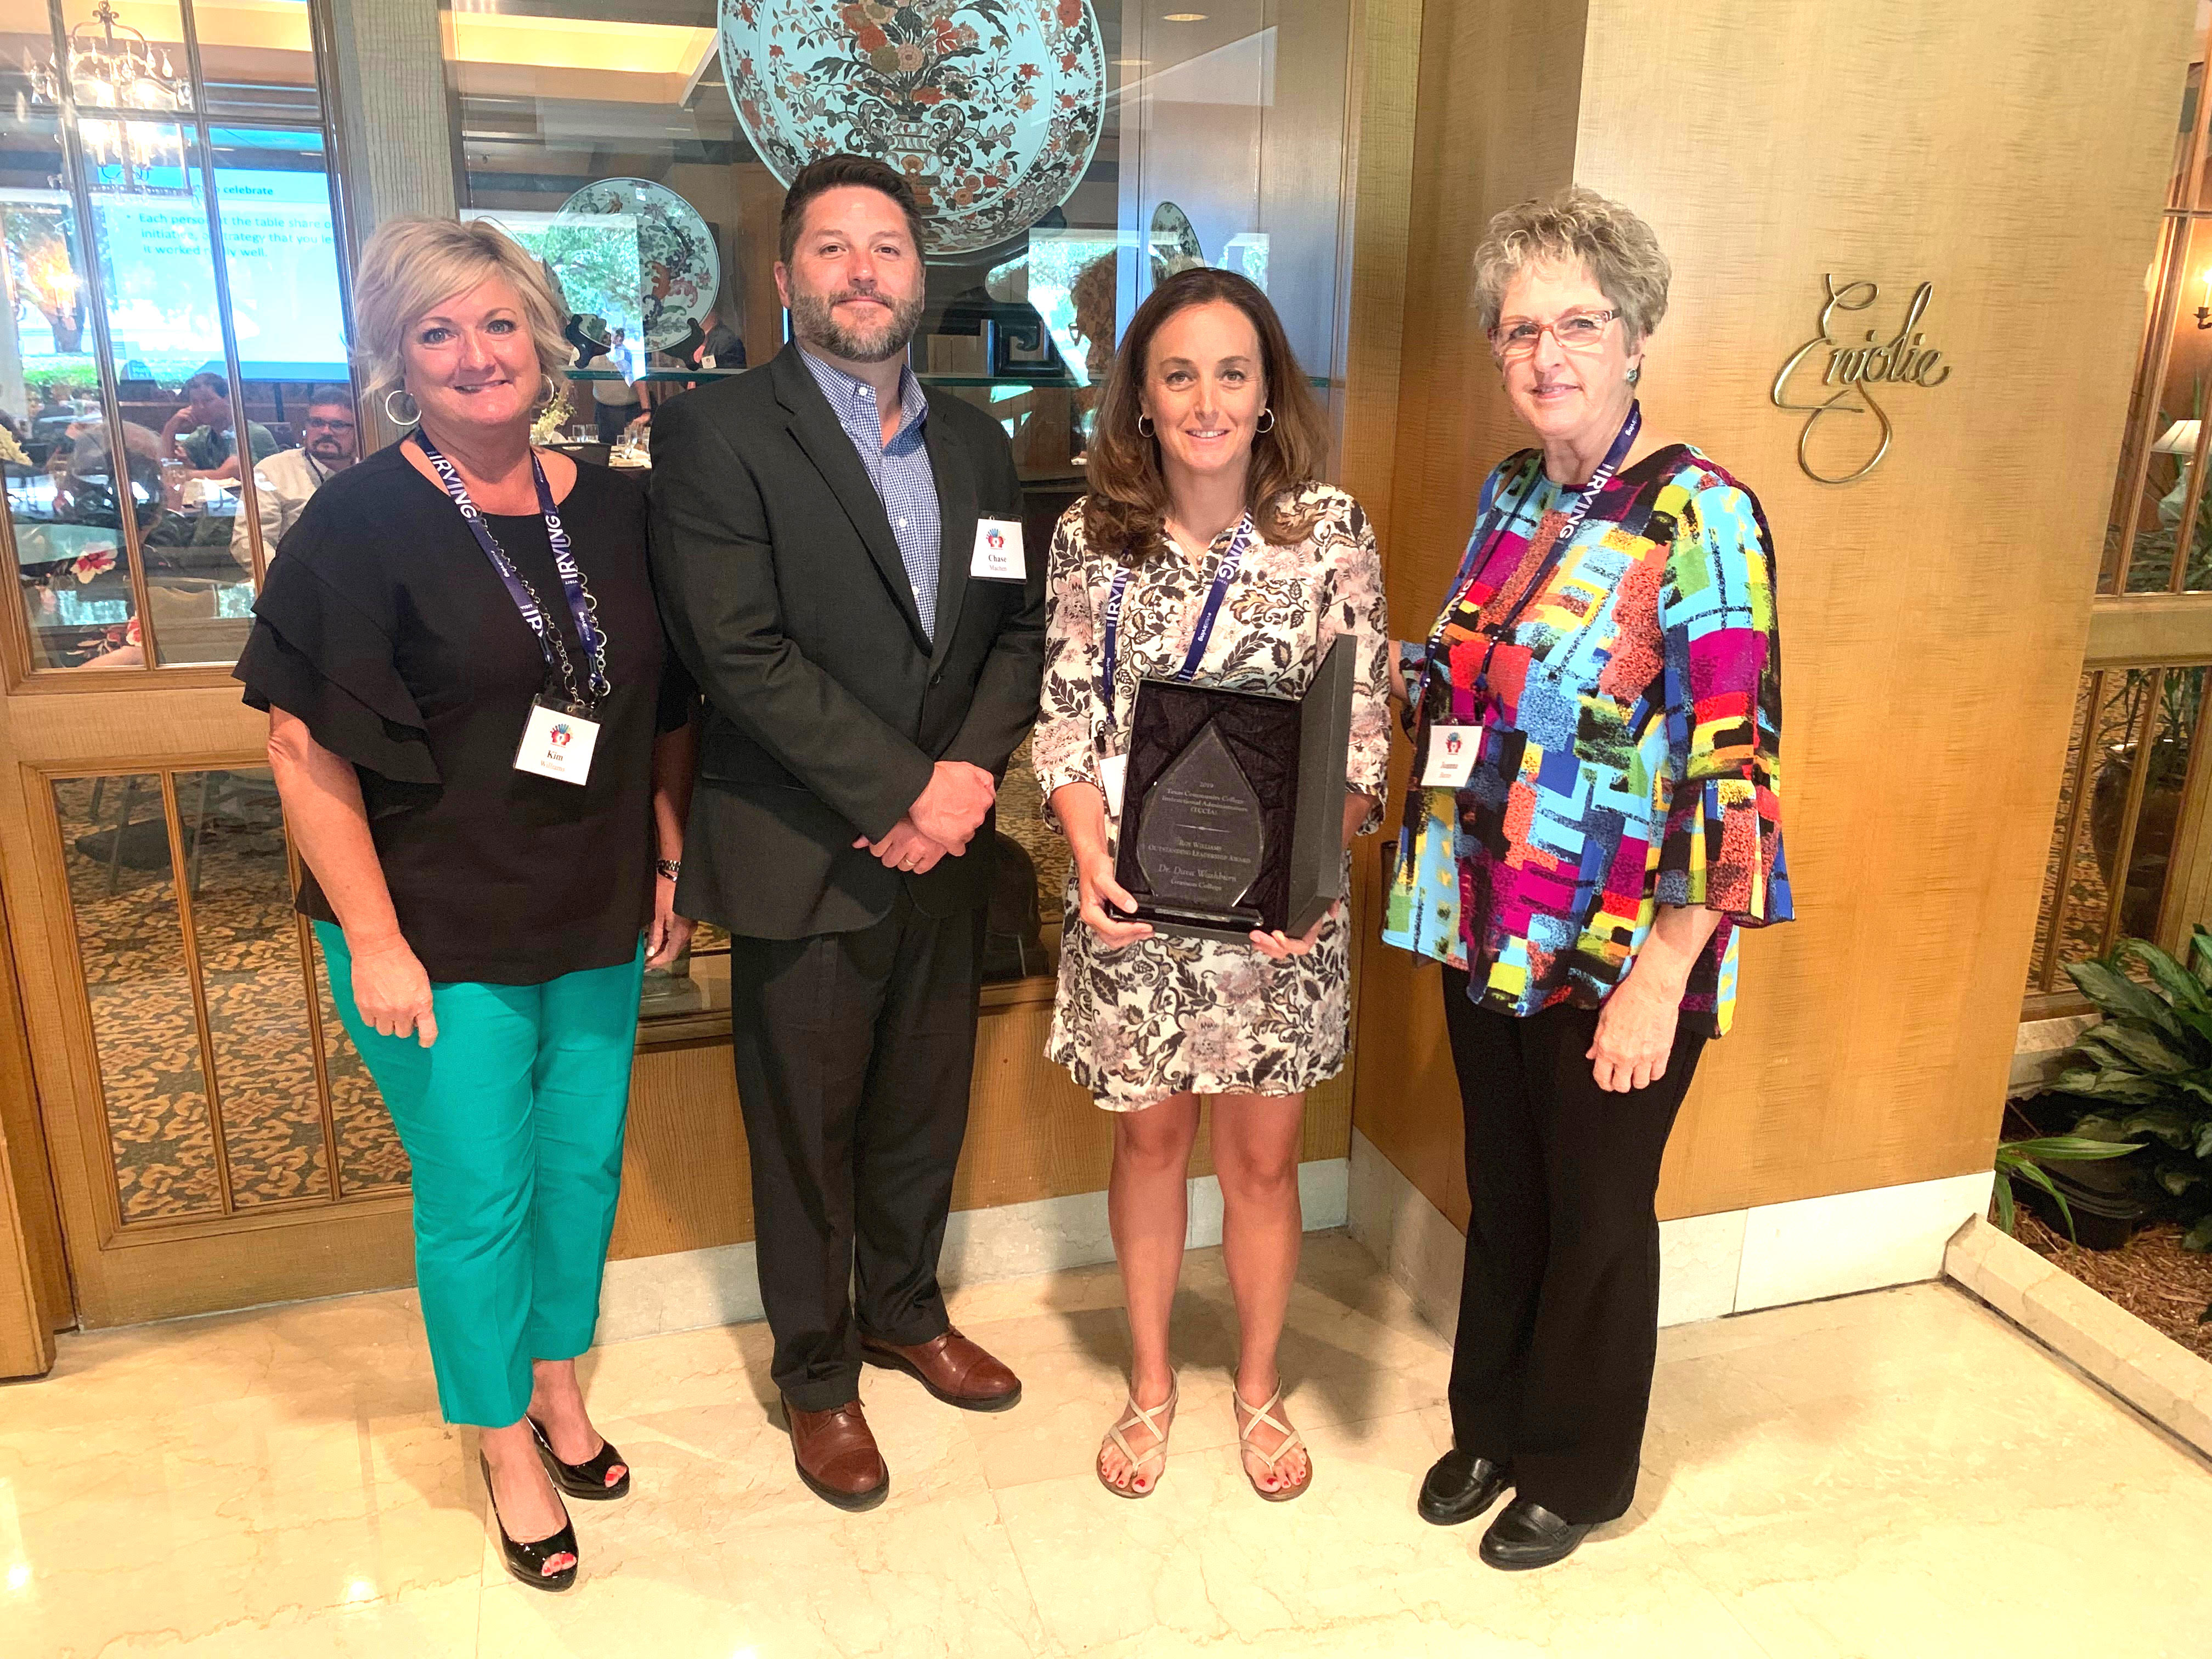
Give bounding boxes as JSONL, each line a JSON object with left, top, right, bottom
{"left": 799, "top": 348, "right": 942, "bottom": 641}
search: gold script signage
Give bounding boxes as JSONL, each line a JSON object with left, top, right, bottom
{"left": 1770, "top": 276, "right": 1952, "bottom": 484}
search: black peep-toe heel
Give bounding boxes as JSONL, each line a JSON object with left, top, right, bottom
{"left": 481, "top": 1453, "right": 579, "bottom": 1592}
{"left": 528, "top": 1415, "right": 633, "bottom": 1500}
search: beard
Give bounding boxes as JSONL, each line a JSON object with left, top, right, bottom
{"left": 789, "top": 284, "right": 925, "bottom": 364}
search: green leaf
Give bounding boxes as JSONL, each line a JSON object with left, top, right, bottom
{"left": 2186, "top": 1214, "right": 2212, "bottom": 1252}
{"left": 2118, "top": 1107, "right": 2199, "bottom": 1149}
{"left": 2191, "top": 924, "right": 2212, "bottom": 989}
{"left": 2094, "top": 1023, "right": 2195, "bottom": 1075}
{"left": 2070, "top": 960, "right": 2176, "bottom": 1026}
{"left": 2049, "top": 1069, "right": 2168, "bottom": 1104}
{"left": 2198, "top": 1121, "right": 2212, "bottom": 1161}
{"left": 2160, "top": 1166, "right": 2205, "bottom": 1197}
{"left": 2001, "top": 1135, "right": 2147, "bottom": 1161}
{"left": 2067, "top": 1115, "right": 2133, "bottom": 1142}
{"left": 2120, "top": 939, "right": 2212, "bottom": 1013}
{"left": 2012, "top": 1160, "right": 2078, "bottom": 1242}
{"left": 2067, "top": 959, "right": 2174, "bottom": 1026}
{"left": 1992, "top": 1169, "right": 2016, "bottom": 1234}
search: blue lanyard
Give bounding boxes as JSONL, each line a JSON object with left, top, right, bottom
{"left": 413, "top": 430, "right": 610, "bottom": 707}
{"left": 1420, "top": 402, "right": 1640, "bottom": 711}
{"left": 1100, "top": 513, "right": 1257, "bottom": 715}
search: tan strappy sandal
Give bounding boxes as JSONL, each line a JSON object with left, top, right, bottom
{"left": 1232, "top": 1383, "right": 1312, "bottom": 1502}
{"left": 1097, "top": 1379, "right": 1178, "bottom": 1499}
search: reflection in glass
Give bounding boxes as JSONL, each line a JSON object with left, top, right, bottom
{"left": 209, "top": 128, "right": 357, "bottom": 569}
{"left": 315, "top": 944, "right": 409, "bottom": 1194}
{"left": 2099, "top": 667, "right": 2206, "bottom": 943}
{"left": 0, "top": 100, "right": 150, "bottom": 669}
{"left": 192, "top": 0, "right": 323, "bottom": 124}
{"left": 2029, "top": 675, "right": 2095, "bottom": 992}
{"left": 81, "top": 122, "right": 264, "bottom": 663}
{"left": 174, "top": 766, "right": 330, "bottom": 1205}
{"left": 54, "top": 772, "right": 223, "bottom": 1222}
{"left": 2041, "top": 668, "right": 2210, "bottom": 985}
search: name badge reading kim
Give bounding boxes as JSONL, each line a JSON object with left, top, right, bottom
{"left": 516, "top": 695, "right": 601, "bottom": 786}
{"left": 970, "top": 517, "right": 1026, "bottom": 581}
{"left": 1420, "top": 724, "right": 1477, "bottom": 789}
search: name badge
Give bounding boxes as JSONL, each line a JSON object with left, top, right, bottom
{"left": 1098, "top": 752, "right": 1128, "bottom": 818}
{"left": 515, "top": 695, "right": 600, "bottom": 786}
{"left": 970, "top": 517, "right": 1026, "bottom": 581}
{"left": 1420, "top": 725, "right": 1478, "bottom": 789}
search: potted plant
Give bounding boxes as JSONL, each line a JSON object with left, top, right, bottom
{"left": 2042, "top": 928, "right": 2212, "bottom": 1256}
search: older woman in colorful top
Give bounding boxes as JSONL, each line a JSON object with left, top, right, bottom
{"left": 1386, "top": 186, "right": 1791, "bottom": 1569}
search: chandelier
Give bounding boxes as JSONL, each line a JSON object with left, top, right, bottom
{"left": 25, "top": 2, "right": 191, "bottom": 185}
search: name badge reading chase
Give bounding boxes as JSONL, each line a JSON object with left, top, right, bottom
{"left": 970, "top": 517, "right": 1026, "bottom": 580}
{"left": 516, "top": 695, "right": 601, "bottom": 786}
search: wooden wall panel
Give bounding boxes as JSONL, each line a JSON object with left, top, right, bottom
{"left": 1351, "top": 0, "right": 2196, "bottom": 1229}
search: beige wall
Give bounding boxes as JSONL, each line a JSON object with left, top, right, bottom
{"left": 1350, "top": 0, "right": 2198, "bottom": 1228}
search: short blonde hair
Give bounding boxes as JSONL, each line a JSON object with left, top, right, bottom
{"left": 351, "top": 216, "right": 569, "bottom": 409}
{"left": 1472, "top": 185, "right": 1671, "bottom": 347}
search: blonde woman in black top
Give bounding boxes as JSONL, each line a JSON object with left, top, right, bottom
{"left": 236, "top": 217, "right": 695, "bottom": 1592}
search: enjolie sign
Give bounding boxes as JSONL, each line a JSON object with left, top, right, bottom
{"left": 1770, "top": 276, "right": 1952, "bottom": 484}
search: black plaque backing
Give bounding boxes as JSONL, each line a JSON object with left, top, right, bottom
{"left": 1112, "top": 635, "right": 1357, "bottom": 943}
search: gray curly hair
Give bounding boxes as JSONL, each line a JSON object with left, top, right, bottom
{"left": 1471, "top": 185, "right": 1671, "bottom": 347}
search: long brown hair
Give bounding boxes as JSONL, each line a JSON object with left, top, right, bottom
{"left": 1084, "top": 268, "right": 1328, "bottom": 562}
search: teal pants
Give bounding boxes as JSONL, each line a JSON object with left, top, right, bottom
{"left": 315, "top": 921, "right": 646, "bottom": 1426}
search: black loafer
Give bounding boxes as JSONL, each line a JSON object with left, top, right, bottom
{"left": 1417, "top": 1449, "right": 1513, "bottom": 1527}
{"left": 1479, "top": 1497, "right": 1592, "bottom": 1570}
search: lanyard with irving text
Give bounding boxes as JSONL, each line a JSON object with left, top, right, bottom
{"left": 1420, "top": 401, "right": 1640, "bottom": 715}
{"left": 413, "top": 429, "right": 611, "bottom": 709}
{"left": 1100, "top": 513, "right": 1259, "bottom": 718}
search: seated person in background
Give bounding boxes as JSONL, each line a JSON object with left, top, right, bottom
{"left": 161, "top": 370, "right": 279, "bottom": 479}
{"left": 232, "top": 386, "right": 360, "bottom": 561}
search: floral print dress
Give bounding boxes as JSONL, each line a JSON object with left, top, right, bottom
{"left": 1034, "top": 484, "right": 1392, "bottom": 1111}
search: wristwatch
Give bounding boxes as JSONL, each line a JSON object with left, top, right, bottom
{"left": 654, "top": 858, "right": 682, "bottom": 881}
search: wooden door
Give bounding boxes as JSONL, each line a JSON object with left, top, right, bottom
{"left": 0, "top": 0, "right": 417, "bottom": 1325}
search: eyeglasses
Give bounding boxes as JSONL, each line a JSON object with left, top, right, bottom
{"left": 1489, "top": 309, "right": 1620, "bottom": 358}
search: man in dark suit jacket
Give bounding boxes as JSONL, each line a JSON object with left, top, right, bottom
{"left": 648, "top": 156, "right": 1044, "bottom": 1513}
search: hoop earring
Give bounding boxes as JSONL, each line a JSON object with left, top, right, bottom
{"left": 384, "top": 387, "right": 419, "bottom": 427}
{"left": 1137, "top": 413, "right": 1155, "bottom": 438}
{"left": 538, "top": 373, "right": 562, "bottom": 408}
{"left": 1255, "top": 407, "right": 1275, "bottom": 434}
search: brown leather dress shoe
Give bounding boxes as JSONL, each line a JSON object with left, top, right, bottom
{"left": 782, "top": 1396, "right": 889, "bottom": 1512}
{"left": 859, "top": 1326, "right": 1023, "bottom": 1412}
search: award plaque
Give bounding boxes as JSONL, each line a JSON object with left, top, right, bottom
{"left": 1112, "top": 636, "right": 1357, "bottom": 942}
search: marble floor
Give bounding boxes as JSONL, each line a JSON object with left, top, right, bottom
{"left": 5, "top": 1232, "right": 2210, "bottom": 1658}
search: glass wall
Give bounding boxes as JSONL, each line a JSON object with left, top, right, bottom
{"left": 444, "top": 0, "right": 1357, "bottom": 985}
{"left": 0, "top": 0, "right": 353, "bottom": 673}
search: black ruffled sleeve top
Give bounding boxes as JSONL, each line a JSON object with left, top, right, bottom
{"left": 235, "top": 445, "right": 693, "bottom": 985}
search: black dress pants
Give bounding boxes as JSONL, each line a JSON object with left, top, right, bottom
{"left": 1439, "top": 967, "right": 1707, "bottom": 1524}
{"left": 726, "top": 892, "right": 986, "bottom": 1411}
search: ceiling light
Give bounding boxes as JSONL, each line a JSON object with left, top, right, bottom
{"left": 1161, "top": 13, "right": 1208, "bottom": 21}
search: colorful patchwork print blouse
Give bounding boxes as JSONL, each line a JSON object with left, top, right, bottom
{"left": 1382, "top": 444, "right": 1791, "bottom": 1036}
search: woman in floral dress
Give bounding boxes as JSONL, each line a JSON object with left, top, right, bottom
{"left": 1032, "top": 268, "right": 1390, "bottom": 1502}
